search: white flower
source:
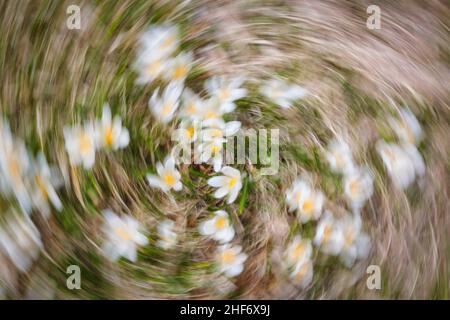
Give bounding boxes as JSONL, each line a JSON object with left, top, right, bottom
{"left": 101, "top": 210, "right": 148, "bottom": 262}
{"left": 205, "top": 76, "right": 247, "bottom": 113}
{"left": 285, "top": 236, "right": 312, "bottom": 267}
{"left": 164, "top": 52, "right": 193, "bottom": 83}
{"left": 260, "top": 78, "right": 308, "bottom": 109}
{"left": 389, "top": 107, "right": 422, "bottom": 145}
{"left": 199, "top": 210, "right": 235, "bottom": 243}
{"left": 376, "top": 141, "right": 425, "bottom": 190}
{"left": 290, "top": 259, "right": 313, "bottom": 288}
{"left": 0, "top": 215, "right": 42, "bottom": 272}
{"left": 337, "top": 214, "right": 371, "bottom": 267}
{"left": 63, "top": 123, "right": 96, "bottom": 169}
{"left": 147, "top": 155, "right": 182, "bottom": 192}
{"left": 134, "top": 54, "right": 169, "bottom": 86}
{"left": 30, "top": 153, "right": 63, "bottom": 218}
{"left": 95, "top": 104, "right": 130, "bottom": 150}
{"left": 0, "top": 121, "right": 32, "bottom": 213}
{"left": 201, "top": 118, "right": 241, "bottom": 142}
{"left": 197, "top": 137, "right": 226, "bottom": 172}
{"left": 207, "top": 166, "right": 243, "bottom": 204}
{"left": 149, "top": 82, "right": 183, "bottom": 123}
{"left": 180, "top": 89, "right": 207, "bottom": 120}
{"left": 138, "top": 24, "right": 179, "bottom": 62}
{"left": 216, "top": 244, "right": 247, "bottom": 277}
{"left": 285, "top": 179, "right": 307, "bottom": 212}
{"left": 197, "top": 119, "right": 241, "bottom": 172}
{"left": 313, "top": 211, "right": 344, "bottom": 255}
{"left": 285, "top": 179, "right": 324, "bottom": 223}
{"left": 172, "top": 119, "right": 199, "bottom": 145}
{"left": 343, "top": 166, "right": 374, "bottom": 212}
{"left": 198, "top": 97, "right": 224, "bottom": 121}
{"left": 156, "top": 219, "right": 177, "bottom": 249}
{"left": 325, "top": 138, "right": 355, "bottom": 175}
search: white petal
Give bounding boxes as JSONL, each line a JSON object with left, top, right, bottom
{"left": 208, "top": 176, "right": 227, "bottom": 187}
{"left": 225, "top": 263, "right": 244, "bottom": 277}
{"left": 216, "top": 227, "right": 235, "bottom": 243}
{"left": 221, "top": 166, "right": 240, "bottom": 178}
{"left": 214, "top": 187, "right": 229, "bottom": 199}
{"left": 147, "top": 175, "right": 168, "bottom": 191}
{"left": 199, "top": 219, "right": 216, "bottom": 236}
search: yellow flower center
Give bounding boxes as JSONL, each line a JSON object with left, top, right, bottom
{"left": 162, "top": 103, "right": 172, "bottom": 115}
{"left": 322, "top": 225, "right": 332, "bottom": 243}
{"left": 160, "top": 36, "right": 174, "bottom": 49}
{"left": 334, "top": 152, "right": 343, "bottom": 169}
{"left": 114, "top": 227, "right": 131, "bottom": 241}
{"left": 8, "top": 157, "right": 21, "bottom": 183}
{"left": 186, "top": 103, "right": 196, "bottom": 114}
{"left": 291, "top": 243, "right": 305, "bottom": 260}
{"left": 221, "top": 250, "right": 236, "bottom": 264}
{"left": 163, "top": 174, "right": 176, "bottom": 187}
{"left": 186, "top": 127, "right": 195, "bottom": 139}
{"left": 215, "top": 216, "right": 228, "bottom": 230}
{"left": 344, "top": 229, "right": 355, "bottom": 248}
{"left": 211, "top": 145, "right": 221, "bottom": 155}
{"left": 211, "top": 129, "right": 223, "bottom": 138}
{"left": 349, "top": 180, "right": 359, "bottom": 196}
{"left": 172, "top": 65, "right": 188, "bottom": 80}
{"left": 104, "top": 126, "right": 113, "bottom": 146}
{"left": 228, "top": 177, "right": 237, "bottom": 189}
{"left": 218, "top": 88, "right": 230, "bottom": 101}
{"left": 205, "top": 111, "right": 217, "bottom": 119}
{"left": 302, "top": 198, "right": 314, "bottom": 214}
{"left": 294, "top": 264, "right": 309, "bottom": 281}
{"left": 35, "top": 174, "right": 48, "bottom": 199}
{"left": 146, "top": 60, "right": 161, "bottom": 76}
{"left": 79, "top": 134, "right": 92, "bottom": 155}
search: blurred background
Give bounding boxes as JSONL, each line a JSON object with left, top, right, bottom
{"left": 0, "top": 0, "right": 449, "bottom": 299}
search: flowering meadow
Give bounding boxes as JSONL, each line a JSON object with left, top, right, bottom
{"left": 0, "top": 0, "right": 449, "bottom": 299}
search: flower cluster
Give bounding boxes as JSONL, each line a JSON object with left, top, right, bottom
{"left": 64, "top": 104, "right": 130, "bottom": 169}
{"left": 377, "top": 107, "right": 425, "bottom": 190}
{"left": 283, "top": 133, "right": 375, "bottom": 285}
{"left": 105, "top": 24, "right": 249, "bottom": 274}
{"left": 0, "top": 121, "right": 62, "bottom": 272}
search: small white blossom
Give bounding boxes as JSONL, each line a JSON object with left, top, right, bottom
{"left": 389, "top": 107, "right": 422, "bottom": 145}
{"left": 147, "top": 155, "right": 182, "bottom": 192}
{"left": 205, "top": 76, "right": 247, "bottom": 113}
{"left": 285, "top": 179, "right": 324, "bottom": 223}
{"left": 260, "top": 78, "right": 308, "bottom": 109}
{"left": 325, "top": 137, "right": 355, "bottom": 175}
{"left": 216, "top": 244, "right": 247, "bottom": 277}
{"left": 313, "top": 211, "right": 344, "bottom": 256}
{"left": 0, "top": 121, "right": 32, "bottom": 213}
{"left": 30, "top": 153, "right": 63, "bottom": 218}
{"left": 285, "top": 235, "right": 312, "bottom": 267}
{"left": 343, "top": 166, "right": 374, "bottom": 212}
{"left": 138, "top": 24, "right": 179, "bottom": 62}
{"left": 199, "top": 210, "right": 235, "bottom": 243}
{"left": 376, "top": 141, "right": 425, "bottom": 190}
{"left": 180, "top": 89, "right": 207, "bottom": 120}
{"left": 164, "top": 52, "right": 193, "bottom": 84}
{"left": 337, "top": 214, "right": 371, "bottom": 267}
{"left": 95, "top": 104, "right": 130, "bottom": 150}
{"left": 63, "top": 123, "right": 96, "bottom": 169}
{"left": 149, "top": 82, "right": 183, "bottom": 123}
{"left": 101, "top": 210, "right": 148, "bottom": 262}
{"left": 0, "top": 215, "right": 42, "bottom": 272}
{"left": 207, "top": 166, "right": 243, "bottom": 204}
{"left": 156, "top": 219, "right": 177, "bottom": 249}
{"left": 290, "top": 259, "right": 313, "bottom": 288}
